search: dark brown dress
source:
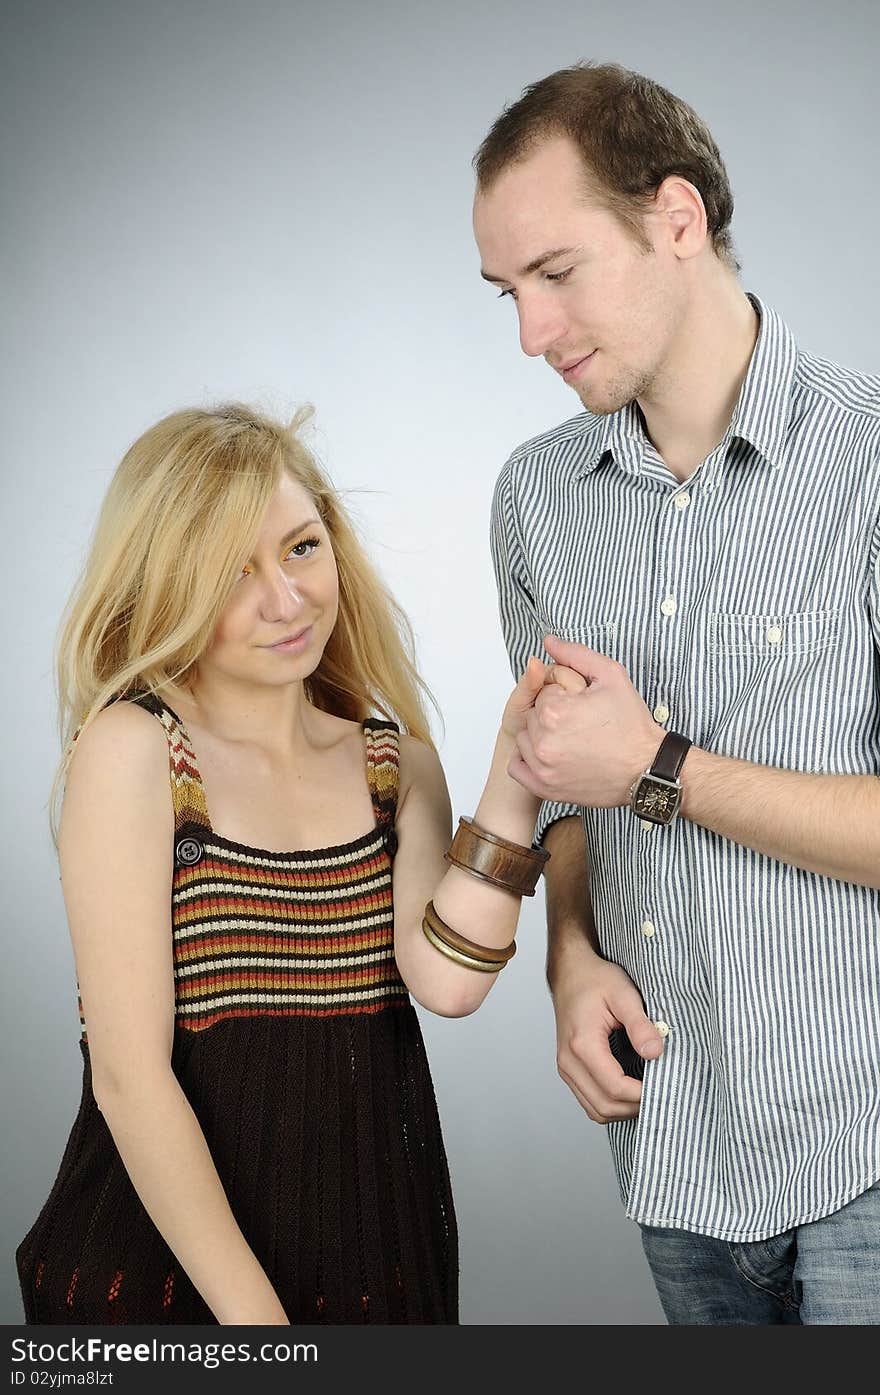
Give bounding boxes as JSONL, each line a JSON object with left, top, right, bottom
{"left": 16, "top": 698, "right": 458, "bottom": 1323}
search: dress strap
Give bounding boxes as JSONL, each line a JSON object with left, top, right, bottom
{"left": 363, "top": 718, "right": 400, "bottom": 857}
{"left": 130, "top": 692, "right": 213, "bottom": 836}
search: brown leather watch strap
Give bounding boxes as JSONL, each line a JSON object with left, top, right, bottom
{"left": 650, "top": 731, "right": 692, "bottom": 781}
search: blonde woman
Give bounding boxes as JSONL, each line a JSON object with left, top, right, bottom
{"left": 16, "top": 403, "right": 576, "bottom": 1325}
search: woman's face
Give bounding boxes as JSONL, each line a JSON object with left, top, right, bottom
{"left": 203, "top": 472, "right": 339, "bottom": 688}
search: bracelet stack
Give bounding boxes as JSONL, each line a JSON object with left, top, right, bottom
{"left": 420, "top": 816, "right": 551, "bottom": 973}
{"left": 422, "top": 901, "right": 515, "bottom": 974}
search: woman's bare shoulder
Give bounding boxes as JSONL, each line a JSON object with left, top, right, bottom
{"left": 61, "top": 703, "right": 172, "bottom": 848}
{"left": 397, "top": 732, "right": 449, "bottom": 810}
{"left": 68, "top": 700, "right": 168, "bottom": 775}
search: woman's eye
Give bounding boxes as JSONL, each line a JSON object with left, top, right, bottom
{"left": 285, "top": 535, "right": 320, "bottom": 560}
{"left": 497, "top": 287, "right": 516, "bottom": 301}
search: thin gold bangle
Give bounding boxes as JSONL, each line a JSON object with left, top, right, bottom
{"left": 424, "top": 901, "right": 517, "bottom": 963}
{"left": 421, "top": 918, "right": 507, "bottom": 973}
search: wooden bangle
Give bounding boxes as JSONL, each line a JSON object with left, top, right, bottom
{"left": 444, "top": 816, "right": 549, "bottom": 897}
{"left": 422, "top": 918, "right": 507, "bottom": 973}
{"left": 423, "top": 900, "right": 516, "bottom": 964}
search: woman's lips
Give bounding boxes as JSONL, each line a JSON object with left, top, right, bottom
{"left": 267, "top": 626, "right": 313, "bottom": 654}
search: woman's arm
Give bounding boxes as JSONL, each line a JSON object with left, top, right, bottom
{"left": 392, "top": 659, "right": 576, "bottom": 1017}
{"left": 59, "top": 704, "right": 288, "bottom": 1325}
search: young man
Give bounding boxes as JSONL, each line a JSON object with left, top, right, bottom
{"left": 473, "top": 62, "right": 880, "bottom": 1324}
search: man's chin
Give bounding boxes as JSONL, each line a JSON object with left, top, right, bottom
{"left": 574, "top": 386, "right": 625, "bottom": 416}
{"left": 574, "top": 375, "right": 648, "bottom": 417}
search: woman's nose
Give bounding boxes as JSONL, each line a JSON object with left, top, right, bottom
{"left": 260, "top": 567, "right": 304, "bottom": 622}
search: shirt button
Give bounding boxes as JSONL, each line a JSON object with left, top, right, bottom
{"left": 654, "top": 1020, "right": 670, "bottom": 1037}
{"left": 641, "top": 920, "right": 656, "bottom": 937}
{"left": 673, "top": 492, "right": 691, "bottom": 510}
{"left": 660, "top": 596, "right": 677, "bottom": 617}
{"left": 639, "top": 819, "right": 656, "bottom": 832}
{"left": 766, "top": 624, "right": 783, "bottom": 644}
{"left": 653, "top": 703, "right": 670, "bottom": 723}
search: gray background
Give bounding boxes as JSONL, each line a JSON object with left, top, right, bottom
{"left": 2, "top": 0, "right": 877, "bottom": 1326}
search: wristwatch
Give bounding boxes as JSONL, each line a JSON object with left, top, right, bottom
{"left": 629, "top": 731, "right": 692, "bottom": 826}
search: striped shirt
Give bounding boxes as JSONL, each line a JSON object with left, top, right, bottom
{"left": 490, "top": 295, "right": 880, "bottom": 1241}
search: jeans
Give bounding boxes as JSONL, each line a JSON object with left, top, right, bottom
{"left": 640, "top": 1180, "right": 880, "bottom": 1324}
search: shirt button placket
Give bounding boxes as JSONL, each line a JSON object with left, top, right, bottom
{"left": 639, "top": 480, "right": 691, "bottom": 1038}
{"left": 654, "top": 481, "right": 691, "bottom": 728}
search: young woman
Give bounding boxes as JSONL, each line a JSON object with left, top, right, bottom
{"left": 16, "top": 402, "right": 576, "bottom": 1325}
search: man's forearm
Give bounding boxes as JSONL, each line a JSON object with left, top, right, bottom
{"left": 542, "top": 815, "right": 600, "bottom": 988}
{"left": 681, "top": 747, "right": 880, "bottom": 889}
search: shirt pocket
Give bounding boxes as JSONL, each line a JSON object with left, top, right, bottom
{"left": 706, "top": 609, "right": 841, "bottom": 659}
{"left": 704, "top": 608, "right": 841, "bottom": 763}
{"left": 550, "top": 620, "right": 619, "bottom": 658}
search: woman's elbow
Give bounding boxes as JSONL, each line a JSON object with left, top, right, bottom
{"left": 91, "top": 1061, "right": 175, "bottom": 1115}
{"left": 407, "top": 977, "right": 497, "bottom": 1019}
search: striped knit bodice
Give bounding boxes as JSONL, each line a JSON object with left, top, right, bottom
{"left": 121, "top": 698, "right": 409, "bottom": 1033}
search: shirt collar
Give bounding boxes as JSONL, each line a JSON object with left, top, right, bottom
{"left": 731, "top": 294, "right": 799, "bottom": 470}
{"left": 574, "top": 293, "right": 799, "bottom": 478}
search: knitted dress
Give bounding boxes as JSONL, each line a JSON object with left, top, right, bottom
{"left": 16, "top": 697, "right": 458, "bottom": 1324}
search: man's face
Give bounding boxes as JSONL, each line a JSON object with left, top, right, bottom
{"left": 473, "top": 135, "right": 686, "bottom": 415}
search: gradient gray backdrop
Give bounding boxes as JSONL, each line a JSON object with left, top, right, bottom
{"left": 2, "top": 0, "right": 877, "bottom": 1326}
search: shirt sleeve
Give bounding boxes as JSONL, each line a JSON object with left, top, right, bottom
{"left": 489, "top": 460, "right": 582, "bottom": 848}
{"left": 870, "top": 512, "right": 880, "bottom": 656}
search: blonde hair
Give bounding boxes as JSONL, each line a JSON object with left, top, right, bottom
{"left": 52, "top": 402, "right": 438, "bottom": 836}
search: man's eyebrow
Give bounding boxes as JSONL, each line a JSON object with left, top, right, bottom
{"left": 480, "top": 245, "right": 583, "bottom": 284}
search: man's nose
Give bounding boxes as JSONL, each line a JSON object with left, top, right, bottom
{"left": 517, "top": 294, "right": 567, "bottom": 359}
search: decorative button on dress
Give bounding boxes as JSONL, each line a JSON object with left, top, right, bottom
{"left": 16, "top": 697, "right": 458, "bottom": 1323}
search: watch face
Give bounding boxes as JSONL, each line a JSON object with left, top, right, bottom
{"left": 632, "top": 774, "right": 681, "bottom": 824}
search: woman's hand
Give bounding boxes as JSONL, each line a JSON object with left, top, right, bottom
{"left": 500, "top": 656, "right": 587, "bottom": 741}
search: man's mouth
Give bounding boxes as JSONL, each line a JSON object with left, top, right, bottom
{"left": 557, "top": 351, "right": 596, "bottom": 383}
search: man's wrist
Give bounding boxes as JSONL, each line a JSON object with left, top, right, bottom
{"left": 628, "top": 728, "right": 693, "bottom": 824}
{"left": 628, "top": 724, "right": 667, "bottom": 796}
{"left": 677, "top": 743, "right": 708, "bottom": 821}
{"left": 546, "top": 928, "right": 602, "bottom": 989}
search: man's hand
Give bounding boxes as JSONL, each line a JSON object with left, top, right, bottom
{"left": 553, "top": 952, "right": 665, "bottom": 1123}
{"left": 499, "top": 654, "right": 587, "bottom": 741}
{"left": 508, "top": 634, "right": 663, "bottom": 806}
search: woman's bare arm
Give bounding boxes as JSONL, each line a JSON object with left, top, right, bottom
{"left": 392, "top": 660, "right": 580, "bottom": 1016}
{"left": 59, "top": 703, "right": 288, "bottom": 1325}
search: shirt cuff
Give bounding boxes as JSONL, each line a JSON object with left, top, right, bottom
{"left": 533, "top": 799, "right": 583, "bottom": 850}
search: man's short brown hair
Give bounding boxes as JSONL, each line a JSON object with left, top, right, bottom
{"left": 474, "top": 62, "right": 738, "bottom": 271}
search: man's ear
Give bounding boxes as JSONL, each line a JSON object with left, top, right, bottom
{"left": 652, "top": 175, "right": 708, "bottom": 261}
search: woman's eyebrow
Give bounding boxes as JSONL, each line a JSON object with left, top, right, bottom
{"left": 277, "top": 517, "right": 322, "bottom": 549}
